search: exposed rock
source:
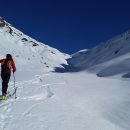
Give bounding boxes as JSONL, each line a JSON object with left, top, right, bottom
{"left": 0, "top": 17, "right": 6, "bottom": 27}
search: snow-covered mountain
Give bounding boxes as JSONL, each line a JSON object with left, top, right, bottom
{"left": 0, "top": 17, "right": 69, "bottom": 72}
{"left": 69, "top": 30, "right": 130, "bottom": 77}
{"left": 1, "top": 17, "right": 130, "bottom": 130}
{"left": 1, "top": 16, "right": 129, "bottom": 78}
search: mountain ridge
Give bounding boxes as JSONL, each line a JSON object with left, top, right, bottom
{"left": 61, "top": 29, "right": 130, "bottom": 77}
{"left": 0, "top": 17, "right": 69, "bottom": 72}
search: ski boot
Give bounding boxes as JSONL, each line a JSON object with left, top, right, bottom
{"left": 2, "top": 94, "right": 7, "bottom": 100}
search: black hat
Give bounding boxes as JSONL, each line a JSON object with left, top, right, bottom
{"left": 6, "top": 54, "right": 12, "bottom": 59}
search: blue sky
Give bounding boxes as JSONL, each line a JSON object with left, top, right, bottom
{"left": 1, "top": 0, "right": 130, "bottom": 54}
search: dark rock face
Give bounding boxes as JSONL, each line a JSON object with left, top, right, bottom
{"left": 0, "top": 17, "right": 6, "bottom": 27}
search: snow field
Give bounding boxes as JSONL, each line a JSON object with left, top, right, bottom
{"left": 0, "top": 71, "right": 130, "bottom": 130}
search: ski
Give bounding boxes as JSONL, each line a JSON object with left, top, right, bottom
{"left": 0, "top": 87, "right": 18, "bottom": 101}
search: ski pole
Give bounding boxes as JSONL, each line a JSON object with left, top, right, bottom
{"left": 13, "top": 73, "right": 17, "bottom": 99}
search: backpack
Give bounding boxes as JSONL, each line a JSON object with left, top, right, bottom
{"left": 1, "top": 59, "right": 10, "bottom": 72}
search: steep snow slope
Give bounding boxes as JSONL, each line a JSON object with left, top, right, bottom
{"left": 89, "top": 52, "right": 130, "bottom": 77}
{"left": 0, "top": 17, "right": 69, "bottom": 72}
{"left": 69, "top": 30, "right": 130, "bottom": 77}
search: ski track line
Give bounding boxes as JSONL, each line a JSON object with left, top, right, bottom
{"left": 22, "top": 100, "right": 46, "bottom": 117}
{"left": 0, "top": 74, "right": 53, "bottom": 130}
{"left": 0, "top": 74, "right": 66, "bottom": 109}
{"left": 0, "top": 99, "right": 16, "bottom": 130}
{"left": 9, "top": 74, "right": 66, "bottom": 90}
{"left": 0, "top": 73, "right": 63, "bottom": 108}
{"left": 0, "top": 94, "right": 49, "bottom": 130}
{"left": 0, "top": 73, "right": 66, "bottom": 130}
{"left": 0, "top": 99, "right": 16, "bottom": 108}
{"left": 16, "top": 86, "right": 54, "bottom": 122}
{"left": 1, "top": 83, "right": 54, "bottom": 129}
{"left": 0, "top": 96, "right": 49, "bottom": 130}
{"left": 41, "top": 81, "right": 66, "bottom": 87}
{"left": 8, "top": 73, "right": 51, "bottom": 88}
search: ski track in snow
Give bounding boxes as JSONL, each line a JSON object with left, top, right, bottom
{"left": 0, "top": 73, "right": 66, "bottom": 130}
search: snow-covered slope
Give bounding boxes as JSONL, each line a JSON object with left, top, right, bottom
{"left": 0, "top": 17, "right": 69, "bottom": 72}
{"left": 69, "top": 30, "right": 130, "bottom": 77}
{"left": 1, "top": 71, "right": 130, "bottom": 130}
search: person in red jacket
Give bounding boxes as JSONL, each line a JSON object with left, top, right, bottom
{"left": 0, "top": 54, "right": 16, "bottom": 100}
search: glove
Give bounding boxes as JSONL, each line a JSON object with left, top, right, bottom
{"left": 13, "top": 69, "right": 16, "bottom": 73}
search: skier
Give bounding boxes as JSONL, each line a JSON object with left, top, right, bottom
{"left": 0, "top": 54, "right": 16, "bottom": 100}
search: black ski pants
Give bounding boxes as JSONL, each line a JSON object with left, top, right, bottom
{"left": 1, "top": 72, "right": 11, "bottom": 95}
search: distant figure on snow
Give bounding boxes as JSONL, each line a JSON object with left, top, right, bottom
{"left": 0, "top": 54, "right": 16, "bottom": 100}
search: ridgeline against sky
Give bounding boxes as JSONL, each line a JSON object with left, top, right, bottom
{"left": 1, "top": 0, "right": 130, "bottom": 53}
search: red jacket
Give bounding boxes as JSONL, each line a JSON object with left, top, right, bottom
{"left": 0, "top": 58, "right": 16, "bottom": 73}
